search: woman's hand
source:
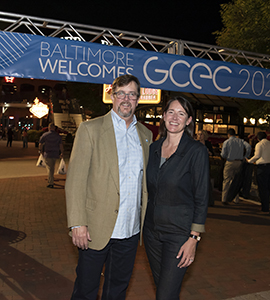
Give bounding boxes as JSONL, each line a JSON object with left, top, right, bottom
{"left": 176, "top": 238, "right": 197, "bottom": 268}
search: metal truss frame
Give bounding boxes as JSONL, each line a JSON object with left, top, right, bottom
{"left": 1, "top": 11, "right": 270, "bottom": 69}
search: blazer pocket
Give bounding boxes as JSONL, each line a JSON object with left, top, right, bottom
{"left": 86, "top": 198, "right": 97, "bottom": 211}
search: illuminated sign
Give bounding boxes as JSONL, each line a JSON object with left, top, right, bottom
{"left": 4, "top": 76, "right": 15, "bottom": 83}
{"left": 102, "top": 84, "right": 161, "bottom": 104}
{"left": 29, "top": 97, "right": 49, "bottom": 118}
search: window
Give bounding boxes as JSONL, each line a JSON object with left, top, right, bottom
{"left": 54, "top": 83, "right": 67, "bottom": 99}
{"left": 20, "top": 84, "right": 35, "bottom": 92}
{"left": 38, "top": 85, "right": 52, "bottom": 97}
{"left": 2, "top": 84, "right": 17, "bottom": 94}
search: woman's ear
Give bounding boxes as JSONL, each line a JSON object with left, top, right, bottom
{"left": 186, "top": 116, "right": 192, "bottom": 126}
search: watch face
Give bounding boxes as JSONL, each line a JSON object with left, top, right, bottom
{"left": 190, "top": 234, "right": 201, "bottom": 241}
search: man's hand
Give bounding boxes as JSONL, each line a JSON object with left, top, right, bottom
{"left": 72, "top": 226, "right": 91, "bottom": 250}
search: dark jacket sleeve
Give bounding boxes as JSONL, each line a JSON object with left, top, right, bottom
{"left": 190, "top": 144, "right": 209, "bottom": 232}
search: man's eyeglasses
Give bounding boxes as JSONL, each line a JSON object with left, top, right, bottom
{"left": 114, "top": 91, "right": 138, "bottom": 100}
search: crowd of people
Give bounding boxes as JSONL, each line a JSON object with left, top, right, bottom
{"left": 0, "top": 126, "right": 29, "bottom": 148}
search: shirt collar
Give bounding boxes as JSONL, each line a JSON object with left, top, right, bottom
{"left": 111, "top": 109, "right": 137, "bottom": 128}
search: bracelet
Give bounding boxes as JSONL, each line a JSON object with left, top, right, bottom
{"left": 71, "top": 226, "right": 81, "bottom": 230}
{"left": 190, "top": 234, "right": 201, "bottom": 241}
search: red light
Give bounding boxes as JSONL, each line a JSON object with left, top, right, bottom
{"left": 105, "top": 84, "right": 112, "bottom": 93}
{"left": 4, "top": 76, "right": 15, "bottom": 83}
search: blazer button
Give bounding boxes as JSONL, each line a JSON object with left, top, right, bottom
{"left": 115, "top": 210, "right": 118, "bottom": 214}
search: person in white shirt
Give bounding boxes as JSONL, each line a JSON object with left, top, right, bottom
{"left": 247, "top": 131, "right": 270, "bottom": 214}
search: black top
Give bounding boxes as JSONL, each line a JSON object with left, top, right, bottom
{"left": 144, "top": 132, "right": 209, "bottom": 236}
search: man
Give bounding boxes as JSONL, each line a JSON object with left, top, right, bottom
{"left": 221, "top": 128, "right": 251, "bottom": 204}
{"left": 6, "top": 126, "right": 14, "bottom": 147}
{"left": 39, "top": 123, "right": 64, "bottom": 188}
{"left": 22, "top": 128, "right": 28, "bottom": 148}
{"left": 65, "top": 74, "right": 152, "bottom": 300}
{"left": 247, "top": 131, "right": 270, "bottom": 214}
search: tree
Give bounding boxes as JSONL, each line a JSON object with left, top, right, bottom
{"left": 237, "top": 99, "right": 270, "bottom": 130}
{"left": 214, "top": 0, "right": 270, "bottom": 55}
{"left": 215, "top": 0, "right": 270, "bottom": 130}
{"left": 66, "top": 82, "right": 109, "bottom": 118}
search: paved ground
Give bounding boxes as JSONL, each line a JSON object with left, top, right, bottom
{"left": 0, "top": 139, "right": 270, "bottom": 300}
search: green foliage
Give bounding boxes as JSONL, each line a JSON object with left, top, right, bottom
{"left": 214, "top": 0, "right": 270, "bottom": 54}
{"left": 27, "top": 130, "right": 43, "bottom": 142}
{"left": 66, "top": 82, "right": 109, "bottom": 118}
{"left": 215, "top": 0, "right": 270, "bottom": 129}
{"left": 238, "top": 99, "right": 270, "bottom": 130}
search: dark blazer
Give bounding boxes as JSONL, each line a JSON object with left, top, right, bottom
{"left": 145, "top": 132, "right": 209, "bottom": 236}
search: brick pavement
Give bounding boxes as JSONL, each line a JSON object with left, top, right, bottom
{"left": 0, "top": 140, "right": 270, "bottom": 299}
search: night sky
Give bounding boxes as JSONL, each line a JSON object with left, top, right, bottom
{"left": 0, "top": 0, "right": 231, "bottom": 45}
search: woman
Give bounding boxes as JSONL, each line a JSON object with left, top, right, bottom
{"left": 197, "top": 129, "right": 214, "bottom": 156}
{"left": 143, "top": 97, "right": 209, "bottom": 300}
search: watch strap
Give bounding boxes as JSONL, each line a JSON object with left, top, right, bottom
{"left": 190, "top": 234, "right": 201, "bottom": 241}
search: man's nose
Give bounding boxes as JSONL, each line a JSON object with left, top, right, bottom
{"left": 123, "top": 94, "right": 132, "bottom": 101}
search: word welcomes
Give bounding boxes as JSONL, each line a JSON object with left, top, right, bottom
{"left": 0, "top": 31, "right": 270, "bottom": 101}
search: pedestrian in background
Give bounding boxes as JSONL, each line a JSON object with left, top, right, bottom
{"left": 196, "top": 129, "right": 215, "bottom": 206}
{"left": 220, "top": 128, "right": 251, "bottom": 204}
{"left": 196, "top": 129, "right": 214, "bottom": 156}
{"left": 39, "top": 123, "right": 64, "bottom": 188}
{"left": 246, "top": 131, "right": 270, "bottom": 214}
{"left": 143, "top": 97, "right": 209, "bottom": 299}
{"left": 6, "top": 126, "right": 14, "bottom": 147}
{"left": 22, "top": 128, "right": 28, "bottom": 148}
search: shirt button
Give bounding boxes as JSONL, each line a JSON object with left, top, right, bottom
{"left": 114, "top": 210, "right": 118, "bottom": 214}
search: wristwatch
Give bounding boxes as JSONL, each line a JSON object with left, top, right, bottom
{"left": 190, "top": 234, "right": 201, "bottom": 241}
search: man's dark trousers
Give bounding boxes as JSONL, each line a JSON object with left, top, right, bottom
{"left": 71, "top": 233, "right": 139, "bottom": 300}
{"left": 256, "top": 163, "right": 270, "bottom": 212}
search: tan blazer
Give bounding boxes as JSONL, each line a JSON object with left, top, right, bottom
{"left": 65, "top": 111, "right": 152, "bottom": 250}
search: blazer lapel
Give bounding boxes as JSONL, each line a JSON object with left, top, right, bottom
{"left": 136, "top": 124, "right": 150, "bottom": 167}
{"left": 175, "top": 132, "right": 191, "bottom": 159}
{"left": 101, "top": 112, "right": 119, "bottom": 192}
{"left": 159, "top": 133, "right": 196, "bottom": 180}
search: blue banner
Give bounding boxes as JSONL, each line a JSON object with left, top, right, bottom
{"left": 1, "top": 31, "right": 270, "bottom": 101}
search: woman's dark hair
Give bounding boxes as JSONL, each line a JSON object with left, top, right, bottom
{"left": 159, "top": 96, "right": 194, "bottom": 138}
